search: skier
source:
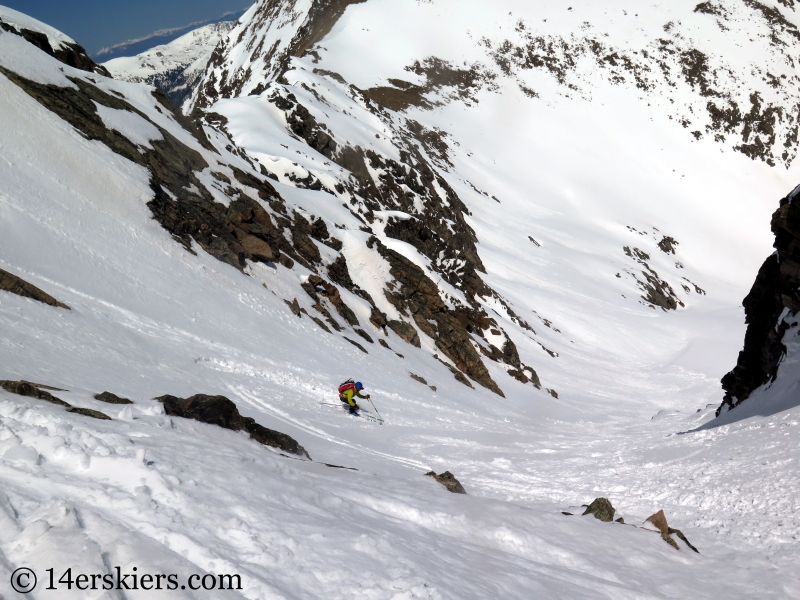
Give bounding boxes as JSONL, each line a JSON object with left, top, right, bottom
{"left": 338, "top": 379, "right": 370, "bottom": 414}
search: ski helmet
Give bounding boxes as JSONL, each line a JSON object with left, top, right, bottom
{"left": 355, "top": 381, "right": 363, "bottom": 390}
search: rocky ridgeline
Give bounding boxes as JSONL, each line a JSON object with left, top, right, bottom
{"left": 0, "top": 16, "right": 110, "bottom": 77}
{"left": 719, "top": 185, "right": 800, "bottom": 415}
{"left": 0, "top": 19, "right": 542, "bottom": 397}
{"left": 187, "top": 0, "right": 551, "bottom": 395}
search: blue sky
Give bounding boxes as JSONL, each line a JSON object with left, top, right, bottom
{"left": 3, "top": 0, "right": 250, "bottom": 56}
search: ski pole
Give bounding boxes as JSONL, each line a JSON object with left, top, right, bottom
{"left": 368, "top": 396, "right": 383, "bottom": 421}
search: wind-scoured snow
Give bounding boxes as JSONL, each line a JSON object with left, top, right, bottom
{"left": 3, "top": 3, "right": 800, "bottom": 599}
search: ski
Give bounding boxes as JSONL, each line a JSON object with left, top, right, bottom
{"left": 318, "top": 401, "right": 384, "bottom": 424}
{"left": 354, "top": 411, "right": 384, "bottom": 424}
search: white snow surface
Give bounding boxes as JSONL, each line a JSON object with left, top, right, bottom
{"left": 0, "top": 5, "right": 76, "bottom": 49}
{"left": 3, "top": 5, "right": 800, "bottom": 599}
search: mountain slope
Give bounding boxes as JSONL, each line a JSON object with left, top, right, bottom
{"left": 103, "top": 22, "right": 236, "bottom": 109}
{"left": 3, "top": 4, "right": 800, "bottom": 599}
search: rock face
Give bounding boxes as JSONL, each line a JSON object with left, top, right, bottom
{"left": 719, "top": 186, "right": 800, "bottom": 415}
{"left": 4, "top": 3, "right": 550, "bottom": 397}
{"left": 582, "top": 497, "right": 616, "bottom": 522}
{"left": 0, "top": 268, "right": 70, "bottom": 309}
{"left": 425, "top": 471, "right": 467, "bottom": 494}
{"left": 156, "top": 394, "right": 310, "bottom": 458}
{"left": 186, "top": 0, "right": 552, "bottom": 396}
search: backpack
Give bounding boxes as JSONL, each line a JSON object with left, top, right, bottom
{"left": 338, "top": 379, "right": 355, "bottom": 396}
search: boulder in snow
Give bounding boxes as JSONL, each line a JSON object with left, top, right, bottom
{"left": 93, "top": 391, "right": 133, "bottom": 404}
{"left": 157, "top": 394, "right": 310, "bottom": 458}
{"left": 582, "top": 498, "right": 616, "bottom": 522}
{"left": 426, "top": 470, "right": 466, "bottom": 494}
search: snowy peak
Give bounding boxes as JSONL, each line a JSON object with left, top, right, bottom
{"left": 103, "top": 21, "right": 236, "bottom": 110}
{"left": 196, "top": 0, "right": 800, "bottom": 166}
{"left": 190, "top": 0, "right": 367, "bottom": 109}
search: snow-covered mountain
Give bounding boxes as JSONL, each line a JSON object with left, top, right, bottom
{"left": 103, "top": 22, "right": 236, "bottom": 109}
{"left": 4, "top": 1, "right": 800, "bottom": 598}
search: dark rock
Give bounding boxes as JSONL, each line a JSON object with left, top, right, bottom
{"left": 658, "top": 236, "right": 679, "bottom": 254}
{"left": 410, "top": 373, "right": 428, "bottom": 385}
{"left": 615, "top": 517, "right": 625, "bottom": 524}
{"left": 0, "top": 380, "right": 71, "bottom": 407}
{"left": 434, "top": 354, "right": 475, "bottom": 389}
{"left": 67, "top": 407, "right": 111, "bottom": 420}
{"left": 669, "top": 527, "right": 699, "bottom": 553}
{"left": 582, "top": 497, "right": 615, "bottom": 522}
{"left": 562, "top": 511, "right": 574, "bottom": 515}
{"left": 328, "top": 254, "right": 355, "bottom": 288}
{"left": 354, "top": 328, "right": 374, "bottom": 344}
{"left": 156, "top": 394, "right": 309, "bottom": 458}
{"left": 547, "top": 388, "right": 559, "bottom": 399}
{"left": 508, "top": 368, "right": 529, "bottom": 384}
{"left": 93, "top": 391, "right": 133, "bottom": 404}
{"left": 425, "top": 470, "right": 466, "bottom": 494}
{"left": 309, "top": 315, "right": 332, "bottom": 333}
{"left": 378, "top": 338, "right": 391, "bottom": 349}
{"left": 387, "top": 319, "right": 421, "bottom": 347}
{"left": 343, "top": 337, "right": 368, "bottom": 353}
{"left": 373, "top": 239, "right": 503, "bottom": 395}
{"left": 285, "top": 298, "right": 302, "bottom": 317}
{"left": 719, "top": 188, "right": 800, "bottom": 414}
{"left": 0, "top": 268, "right": 70, "bottom": 309}
{"left": 20, "top": 381, "right": 66, "bottom": 391}
{"left": 303, "top": 275, "right": 360, "bottom": 327}
{"left": 0, "top": 18, "right": 110, "bottom": 76}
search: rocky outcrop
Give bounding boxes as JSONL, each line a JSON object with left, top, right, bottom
{"left": 67, "top": 407, "right": 111, "bottom": 420}
{"left": 0, "top": 17, "right": 110, "bottom": 77}
{"left": 0, "top": 66, "right": 309, "bottom": 276}
{"left": 0, "top": 268, "right": 70, "bottom": 309}
{"left": 0, "top": 380, "right": 70, "bottom": 406}
{"left": 0, "top": 380, "right": 110, "bottom": 419}
{"left": 425, "top": 470, "right": 466, "bottom": 494}
{"left": 582, "top": 497, "right": 616, "bottom": 522}
{"left": 156, "top": 393, "right": 310, "bottom": 458}
{"left": 370, "top": 237, "right": 504, "bottom": 395}
{"left": 94, "top": 391, "right": 133, "bottom": 405}
{"left": 644, "top": 510, "right": 699, "bottom": 553}
{"left": 719, "top": 186, "right": 800, "bottom": 415}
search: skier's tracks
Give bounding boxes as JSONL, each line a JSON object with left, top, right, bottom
{"left": 231, "top": 385, "right": 430, "bottom": 471}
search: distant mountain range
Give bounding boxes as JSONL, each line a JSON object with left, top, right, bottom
{"left": 103, "top": 21, "right": 236, "bottom": 109}
{"left": 92, "top": 8, "right": 245, "bottom": 62}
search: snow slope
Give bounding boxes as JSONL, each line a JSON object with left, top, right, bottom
{"left": 3, "top": 4, "right": 800, "bottom": 599}
{"left": 103, "top": 22, "right": 236, "bottom": 109}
